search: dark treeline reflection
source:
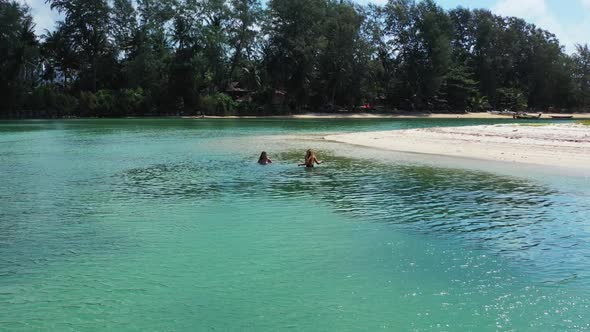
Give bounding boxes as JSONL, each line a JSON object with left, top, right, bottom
{"left": 2, "top": 0, "right": 590, "bottom": 118}
{"left": 114, "top": 152, "right": 590, "bottom": 281}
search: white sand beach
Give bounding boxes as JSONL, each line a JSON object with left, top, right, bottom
{"left": 325, "top": 124, "right": 590, "bottom": 170}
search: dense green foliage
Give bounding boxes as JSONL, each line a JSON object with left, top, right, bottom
{"left": 1, "top": 0, "right": 589, "bottom": 117}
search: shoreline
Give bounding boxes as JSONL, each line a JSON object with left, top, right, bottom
{"left": 3, "top": 112, "right": 590, "bottom": 121}
{"left": 188, "top": 112, "right": 590, "bottom": 120}
{"left": 324, "top": 124, "right": 590, "bottom": 172}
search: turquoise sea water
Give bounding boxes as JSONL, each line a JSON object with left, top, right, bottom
{"left": 1, "top": 119, "right": 589, "bottom": 331}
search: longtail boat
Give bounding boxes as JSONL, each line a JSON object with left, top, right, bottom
{"left": 514, "top": 113, "right": 542, "bottom": 120}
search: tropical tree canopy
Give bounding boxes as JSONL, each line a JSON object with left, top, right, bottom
{"left": 1, "top": 0, "right": 589, "bottom": 117}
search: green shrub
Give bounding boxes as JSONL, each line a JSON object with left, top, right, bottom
{"left": 20, "top": 86, "right": 81, "bottom": 116}
{"left": 79, "top": 90, "right": 120, "bottom": 116}
{"left": 496, "top": 88, "right": 528, "bottom": 111}
{"left": 200, "top": 93, "right": 236, "bottom": 116}
{"left": 95, "top": 90, "right": 115, "bottom": 116}
{"left": 235, "top": 101, "right": 259, "bottom": 116}
{"left": 53, "top": 93, "right": 78, "bottom": 115}
{"left": 26, "top": 86, "right": 51, "bottom": 110}
{"left": 116, "top": 88, "right": 145, "bottom": 115}
{"left": 79, "top": 91, "right": 97, "bottom": 116}
{"left": 468, "top": 95, "right": 490, "bottom": 112}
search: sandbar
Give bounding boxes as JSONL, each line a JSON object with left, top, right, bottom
{"left": 325, "top": 124, "right": 590, "bottom": 170}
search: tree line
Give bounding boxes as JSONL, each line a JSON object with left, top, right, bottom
{"left": 1, "top": 0, "right": 589, "bottom": 118}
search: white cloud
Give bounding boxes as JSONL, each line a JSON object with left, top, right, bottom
{"left": 494, "top": 0, "right": 549, "bottom": 18}
{"left": 17, "top": 0, "right": 60, "bottom": 36}
{"left": 493, "top": 0, "right": 588, "bottom": 53}
{"left": 582, "top": 0, "right": 590, "bottom": 9}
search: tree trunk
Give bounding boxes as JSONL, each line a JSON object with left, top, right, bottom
{"left": 93, "top": 56, "right": 97, "bottom": 92}
{"left": 228, "top": 25, "right": 247, "bottom": 85}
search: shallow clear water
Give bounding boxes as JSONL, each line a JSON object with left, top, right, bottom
{"left": 1, "top": 119, "right": 589, "bottom": 331}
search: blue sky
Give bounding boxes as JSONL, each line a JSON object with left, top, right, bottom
{"left": 18, "top": 0, "right": 590, "bottom": 53}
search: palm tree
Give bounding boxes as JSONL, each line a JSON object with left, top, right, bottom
{"left": 42, "top": 26, "right": 79, "bottom": 90}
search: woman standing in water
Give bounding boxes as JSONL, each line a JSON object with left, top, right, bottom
{"left": 299, "top": 149, "right": 323, "bottom": 168}
{"left": 258, "top": 151, "right": 272, "bottom": 165}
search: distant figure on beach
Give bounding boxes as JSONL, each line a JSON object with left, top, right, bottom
{"left": 258, "top": 151, "right": 272, "bottom": 165}
{"left": 299, "top": 149, "right": 323, "bottom": 168}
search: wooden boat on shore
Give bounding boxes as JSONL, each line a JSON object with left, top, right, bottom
{"left": 514, "top": 113, "right": 542, "bottom": 120}
{"left": 550, "top": 115, "right": 574, "bottom": 119}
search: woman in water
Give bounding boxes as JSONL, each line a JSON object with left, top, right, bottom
{"left": 258, "top": 151, "right": 272, "bottom": 165}
{"left": 299, "top": 149, "right": 323, "bottom": 168}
